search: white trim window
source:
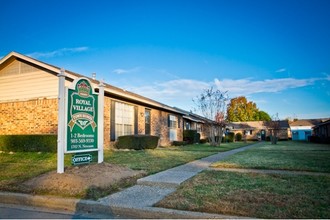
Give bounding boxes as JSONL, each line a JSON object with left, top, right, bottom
{"left": 115, "top": 102, "right": 134, "bottom": 139}
{"left": 196, "top": 123, "right": 202, "bottom": 133}
{"left": 169, "top": 115, "right": 178, "bottom": 141}
{"left": 245, "top": 130, "right": 253, "bottom": 135}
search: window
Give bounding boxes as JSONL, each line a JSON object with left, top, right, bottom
{"left": 185, "top": 122, "right": 191, "bottom": 130}
{"left": 169, "top": 115, "right": 178, "bottom": 141}
{"left": 196, "top": 123, "right": 202, "bottom": 133}
{"left": 169, "top": 115, "right": 177, "bottom": 129}
{"left": 115, "top": 102, "right": 134, "bottom": 139}
{"left": 244, "top": 130, "right": 253, "bottom": 135}
{"left": 145, "top": 109, "right": 151, "bottom": 135}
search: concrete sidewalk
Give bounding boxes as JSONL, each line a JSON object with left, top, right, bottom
{"left": 98, "top": 142, "right": 260, "bottom": 218}
{"left": 1, "top": 142, "right": 261, "bottom": 218}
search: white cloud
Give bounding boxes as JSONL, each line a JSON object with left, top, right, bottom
{"left": 214, "top": 77, "right": 317, "bottom": 96}
{"left": 322, "top": 72, "right": 330, "bottom": 81}
{"left": 27, "top": 47, "right": 89, "bottom": 58}
{"left": 275, "top": 68, "right": 286, "bottom": 73}
{"left": 129, "top": 76, "right": 325, "bottom": 101}
{"left": 128, "top": 79, "right": 210, "bottom": 108}
{"left": 120, "top": 75, "right": 328, "bottom": 111}
{"left": 112, "top": 69, "right": 129, "bottom": 74}
{"left": 112, "top": 67, "right": 141, "bottom": 74}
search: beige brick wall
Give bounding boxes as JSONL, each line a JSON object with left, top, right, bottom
{"left": 0, "top": 99, "right": 58, "bottom": 135}
{"left": 149, "top": 109, "right": 183, "bottom": 146}
{"left": 0, "top": 97, "right": 183, "bottom": 148}
{"left": 0, "top": 98, "right": 113, "bottom": 149}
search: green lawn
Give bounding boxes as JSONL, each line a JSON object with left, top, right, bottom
{"left": 212, "top": 141, "right": 330, "bottom": 172}
{"left": 156, "top": 141, "right": 330, "bottom": 218}
{"left": 156, "top": 170, "right": 330, "bottom": 218}
{"left": 0, "top": 142, "right": 249, "bottom": 193}
{"left": 104, "top": 142, "right": 250, "bottom": 174}
{"left": 0, "top": 152, "right": 72, "bottom": 191}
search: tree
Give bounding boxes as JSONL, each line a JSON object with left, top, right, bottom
{"left": 194, "top": 87, "right": 228, "bottom": 146}
{"left": 226, "top": 96, "right": 271, "bottom": 122}
{"left": 258, "top": 111, "right": 271, "bottom": 121}
{"left": 267, "top": 113, "right": 281, "bottom": 144}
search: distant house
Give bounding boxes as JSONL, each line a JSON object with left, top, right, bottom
{"left": 289, "top": 119, "right": 326, "bottom": 141}
{"left": 227, "top": 120, "right": 290, "bottom": 141}
{"left": 0, "top": 52, "right": 189, "bottom": 148}
{"left": 312, "top": 119, "right": 330, "bottom": 143}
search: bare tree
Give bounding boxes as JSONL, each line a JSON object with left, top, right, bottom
{"left": 194, "top": 87, "right": 228, "bottom": 146}
{"left": 267, "top": 113, "right": 281, "bottom": 144}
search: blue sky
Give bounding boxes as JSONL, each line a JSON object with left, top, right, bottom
{"left": 1, "top": 0, "right": 330, "bottom": 119}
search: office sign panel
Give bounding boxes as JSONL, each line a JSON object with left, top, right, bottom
{"left": 66, "top": 78, "right": 98, "bottom": 152}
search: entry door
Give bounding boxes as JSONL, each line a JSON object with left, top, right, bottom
{"left": 261, "top": 130, "right": 266, "bottom": 141}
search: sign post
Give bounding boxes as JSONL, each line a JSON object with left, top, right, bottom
{"left": 57, "top": 68, "right": 66, "bottom": 174}
{"left": 57, "top": 69, "right": 104, "bottom": 173}
{"left": 98, "top": 80, "right": 105, "bottom": 163}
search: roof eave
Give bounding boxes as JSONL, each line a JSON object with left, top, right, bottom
{"left": 0, "top": 51, "right": 183, "bottom": 114}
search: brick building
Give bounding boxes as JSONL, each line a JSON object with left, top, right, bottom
{"left": 0, "top": 52, "right": 186, "bottom": 148}
{"left": 227, "top": 120, "right": 290, "bottom": 141}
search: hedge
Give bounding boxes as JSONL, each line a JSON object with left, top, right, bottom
{"left": 235, "top": 132, "right": 243, "bottom": 141}
{"left": 223, "top": 132, "right": 235, "bottom": 143}
{"left": 116, "top": 135, "right": 159, "bottom": 150}
{"left": 172, "top": 141, "right": 188, "bottom": 146}
{"left": 0, "top": 135, "right": 57, "bottom": 152}
{"left": 183, "top": 130, "right": 200, "bottom": 144}
{"left": 199, "top": 138, "right": 208, "bottom": 144}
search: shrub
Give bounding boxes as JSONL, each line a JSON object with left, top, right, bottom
{"left": 196, "top": 133, "right": 201, "bottom": 143}
{"left": 199, "top": 138, "right": 208, "bottom": 144}
{"left": 116, "top": 135, "right": 159, "bottom": 150}
{"left": 224, "top": 132, "right": 235, "bottom": 143}
{"left": 0, "top": 135, "right": 57, "bottom": 152}
{"left": 235, "top": 132, "right": 243, "bottom": 141}
{"left": 172, "top": 141, "right": 188, "bottom": 146}
{"left": 183, "top": 130, "right": 200, "bottom": 144}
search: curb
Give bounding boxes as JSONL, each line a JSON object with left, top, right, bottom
{"left": 0, "top": 192, "right": 81, "bottom": 212}
{"left": 0, "top": 191, "right": 244, "bottom": 219}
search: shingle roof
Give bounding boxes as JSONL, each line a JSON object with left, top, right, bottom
{"left": 0, "top": 51, "right": 183, "bottom": 114}
{"left": 289, "top": 119, "right": 328, "bottom": 127}
{"left": 228, "top": 120, "right": 290, "bottom": 130}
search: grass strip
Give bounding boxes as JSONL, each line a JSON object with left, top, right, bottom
{"left": 212, "top": 141, "right": 330, "bottom": 172}
{"left": 156, "top": 170, "right": 330, "bottom": 218}
{"left": 104, "top": 142, "right": 250, "bottom": 174}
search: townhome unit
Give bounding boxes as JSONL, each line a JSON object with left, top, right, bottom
{"left": 289, "top": 119, "right": 326, "bottom": 141}
{"left": 227, "top": 120, "right": 290, "bottom": 141}
{"left": 312, "top": 119, "right": 330, "bottom": 143}
{"left": 0, "top": 52, "right": 186, "bottom": 148}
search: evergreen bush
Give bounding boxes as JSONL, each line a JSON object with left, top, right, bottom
{"left": 0, "top": 135, "right": 57, "bottom": 152}
{"left": 116, "top": 135, "right": 159, "bottom": 150}
{"left": 172, "top": 141, "right": 188, "bottom": 146}
{"left": 224, "top": 132, "right": 235, "bottom": 143}
{"left": 199, "top": 138, "right": 208, "bottom": 144}
{"left": 183, "top": 130, "right": 200, "bottom": 144}
{"left": 235, "top": 132, "right": 243, "bottom": 141}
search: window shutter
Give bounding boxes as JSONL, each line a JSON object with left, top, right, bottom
{"left": 168, "top": 115, "right": 171, "bottom": 127}
{"left": 134, "top": 106, "right": 138, "bottom": 135}
{"left": 110, "top": 100, "right": 116, "bottom": 141}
